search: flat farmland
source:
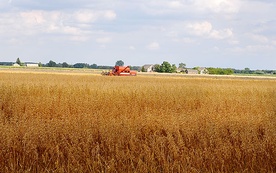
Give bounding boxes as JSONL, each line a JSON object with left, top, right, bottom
{"left": 0, "top": 70, "right": 275, "bottom": 172}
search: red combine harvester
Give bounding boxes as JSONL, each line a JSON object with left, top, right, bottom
{"left": 102, "top": 66, "right": 137, "bottom": 76}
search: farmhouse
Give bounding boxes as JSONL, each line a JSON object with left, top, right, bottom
{"left": 198, "top": 67, "right": 209, "bottom": 74}
{"left": 142, "top": 64, "right": 154, "bottom": 72}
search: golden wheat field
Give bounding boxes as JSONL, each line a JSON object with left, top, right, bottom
{"left": 0, "top": 70, "right": 275, "bottom": 173}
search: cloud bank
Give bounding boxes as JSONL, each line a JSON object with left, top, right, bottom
{"left": 0, "top": 0, "right": 275, "bottom": 69}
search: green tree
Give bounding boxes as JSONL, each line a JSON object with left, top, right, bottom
{"left": 90, "top": 64, "right": 98, "bottom": 69}
{"left": 160, "top": 61, "right": 172, "bottom": 73}
{"left": 244, "top": 68, "right": 250, "bottom": 74}
{"left": 225, "top": 68, "right": 234, "bottom": 75}
{"left": 46, "top": 60, "right": 57, "bottom": 67}
{"left": 115, "top": 60, "right": 124, "bottom": 66}
{"left": 141, "top": 66, "right": 146, "bottom": 72}
{"left": 16, "top": 58, "right": 22, "bottom": 66}
{"left": 38, "top": 62, "right": 42, "bottom": 67}
{"left": 153, "top": 64, "right": 160, "bottom": 72}
{"left": 62, "top": 62, "right": 69, "bottom": 68}
{"left": 131, "top": 66, "right": 141, "bottom": 71}
{"left": 73, "top": 63, "right": 89, "bottom": 68}
{"left": 178, "top": 63, "right": 186, "bottom": 69}
{"left": 172, "top": 64, "right": 177, "bottom": 73}
{"left": 207, "top": 67, "right": 234, "bottom": 75}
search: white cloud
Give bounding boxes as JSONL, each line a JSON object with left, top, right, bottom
{"left": 228, "top": 39, "right": 240, "bottom": 45}
{"left": 104, "top": 10, "right": 116, "bottom": 20}
{"left": 20, "top": 11, "right": 46, "bottom": 25}
{"left": 96, "top": 37, "right": 112, "bottom": 44}
{"left": 210, "top": 28, "right": 233, "bottom": 40}
{"left": 129, "top": 46, "right": 136, "bottom": 50}
{"left": 74, "top": 10, "right": 98, "bottom": 23}
{"left": 248, "top": 34, "right": 269, "bottom": 43}
{"left": 186, "top": 21, "right": 233, "bottom": 40}
{"left": 62, "top": 26, "right": 80, "bottom": 35}
{"left": 194, "top": 0, "right": 241, "bottom": 13}
{"left": 168, "top": 1, "right": 184, "bottom": 9}
{"left": 147, "top": 42, "right": 160, "bottom": 50}
{"left": 0, "top": 9, "right": 117, "bottom": 43}
{"left": 174, "top": 37, "right": 196, "bottom": 44}
{"left": 246, "top": 45, "right": 274, "bottom": 52}
{"left": 213, "top": 46, "right": 220, "bottom": 51}
{"left": 141, "top": 0, "right": 192, "bottom": 15}
{"left": 231, "top": 44, "right": 274, "bottom": 53}
{"left": 74, "top": 10, "right": 116, "bottom": 23}
{"left": 187, "top": 21, "right": 212, "bottom": 36}
{"left": 141, "top": 0, "right": 241, "bottom": 16}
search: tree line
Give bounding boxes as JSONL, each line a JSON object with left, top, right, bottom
{"left": 1, "top": 58, "right": 275, "bottom": 75}
{"left": 43, "top": 60, "right": 141, "bottom": 71}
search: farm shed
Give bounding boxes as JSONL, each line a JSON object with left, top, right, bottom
{"left": 26, "top": 63, "right": 39, "bottom": 67}
{"left": 13, "top": 63, "right": 20, "bottom": 67}
{"left": 185, "top": 69, "right": 199, "bottom": 74}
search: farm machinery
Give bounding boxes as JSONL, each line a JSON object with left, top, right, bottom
{"left": 101, "top": 66, "right": 137, "bottom": 76}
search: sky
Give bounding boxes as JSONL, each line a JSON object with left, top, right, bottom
{"left": 0, "top": 0, "right": 276, "bottom": 69}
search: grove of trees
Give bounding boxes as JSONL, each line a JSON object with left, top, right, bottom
{"left": 207, "top": 68, "right": 234, "bottom": 75}
{"left": 40, "top": 60, "right": 143, "bottom": 70}
{"left": 154, "top": 61, "right": 177, "bottom": 73}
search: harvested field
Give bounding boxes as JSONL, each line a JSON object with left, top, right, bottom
{"left": 0, "top": 71, "right": 275, "bottom": 172}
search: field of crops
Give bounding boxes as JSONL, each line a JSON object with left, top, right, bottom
{"left": 0, "top": 71, "right": 275, "bottom": 172}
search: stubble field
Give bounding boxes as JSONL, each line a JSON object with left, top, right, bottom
{"left": 0, "top": 71, "right": 275, "bottom": 172}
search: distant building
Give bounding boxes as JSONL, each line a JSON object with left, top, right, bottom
{"left": 185, "top": 69, "right": 199, "bottom": 74}
{"left": 178, "top": 67, "right": 209, "bottom": 74}
{"left": 177, "top": 68, "right": 186, "bottom": 73}
{"left": 142, "top": 64, "right": 154, "bottom": 72}
{"left": 13, "top": 63, "right": 20, "bottom": 67}
{"left": 198, "top": 67, "right": 209, "bottom": 74}
{"left": 25, "top": 62, "right": 39, "bottom": 67}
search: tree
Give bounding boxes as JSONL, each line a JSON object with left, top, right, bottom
{"left": 73, "top": 63, "right": 89, "bottom": 68}
{"left": 115, "top": 60, "right": 124, "bottom": 66}
{"left": 153, "top": 64, "right": 160, "bottom": 72}
{"left": 141, "top": 66, "right": 146, "bottom": 72}
{"left": 178, "top": 63, "right": 186, "bottom": 69}
{"left": 207, "top": 67, "right": 234, "bottom": 75}
{"left": 243, "top": 68, "right": 251, "bottom": 74}
{"left": 160, "top": 61, "right": 172, "bottom": 73}
{"left": 62, "top": 62, "right": 69, "bottom": 68}
{"left": 154, "top": 62, "right": 177, "bottom": 73}
{"left": 55, "top": 63, "right": 62, "bottom": 68}
{"left": 16, "top": 58, "right": 22, "bottom": 66}
{"left": 172, "top": 64, "right": 177, "bottom": 73}
{"left": 130, "top": 66, "right": 141, "bottom": 71}
{"left": 38, "top": 62, "right": 42, "bottom": 67}
{"left": 46, "top": 60, "right": 57, "bottom": 67}
{"left": 90, "top": 64, "right": 98, "bottom": 69}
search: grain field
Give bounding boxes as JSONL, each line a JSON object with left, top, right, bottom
{"left": 0, "top": 71, "right": 275, "bottom": 172}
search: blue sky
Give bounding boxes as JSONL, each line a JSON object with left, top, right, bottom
{"left": 0, "top": 0, "right": 276, "bottom": 69}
